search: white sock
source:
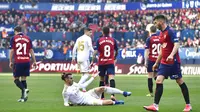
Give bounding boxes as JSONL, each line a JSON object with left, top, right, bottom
{"left": 78, "top": 73, "right": 90, "bottom": 90}
{"left": 104, "top": 87, "right": 123, "bottom": 94}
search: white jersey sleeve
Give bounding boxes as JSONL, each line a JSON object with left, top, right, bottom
{"left": 62, "top": 85, "right": 70, "bottom": 106}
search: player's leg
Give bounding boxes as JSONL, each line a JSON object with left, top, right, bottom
{"left": 102, "top": 99, "right": 124, "bottom": 105}
{"left": 144, "top": 64, "right": 170, "bottom": 111}
{"left": 13, "top": 63, "right": 26, "bottom": 102}
{"left": 146, "top": 60, "right": 157, "bottom": 97}
{"left": 21, "top": 76, "right": 29, "bottom": 100}
{"left": 78, "top": 61, "right": 90, "bottom": 92}
{"left": 172, "top": 63, "right": 192, "bottom": 111}
{"left": 147, "top": 72, "right": 154, "bottom": 97}
{"left": 107, "top": 64, "right": 116, "bottom": 100}
{"left": 104, "top": 74, "right": 109, "bottom": 86}
{"left": 98, "top": 65, "right": 106, "bottom": 99}
{"left": 93, "top": 87, "right": 131, "bottom": 98}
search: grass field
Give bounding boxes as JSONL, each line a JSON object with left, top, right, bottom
{"left": 0, "top": 73, "right": 200, "bottom": 112}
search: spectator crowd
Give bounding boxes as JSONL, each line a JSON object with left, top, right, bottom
{"left": 0, "top": 8, "right": 200, "bottom": 51}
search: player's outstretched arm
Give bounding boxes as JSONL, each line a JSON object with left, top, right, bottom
{"left": 79, "top": 72, "right": 99, "bottom": 88}
{"left": 9, "top": 49, "right": 14, "bottom": 69}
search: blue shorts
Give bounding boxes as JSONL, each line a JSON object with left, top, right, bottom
{"left": 147, "top": 60, "right": 157, "bottom": 72}
{"left": 98, "top": 64, "right": 115, "bottom": 77}
{"left": 13, "top": 62, "right": 30, "bottom": 77}
{"left": 157, "top": 62, "right": 182, "bottom": 80}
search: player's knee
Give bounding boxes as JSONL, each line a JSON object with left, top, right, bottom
{"left": 108, "top": 75, "right": 114, "bottom": 80}
{"left": 156, "top": 78, "right": 163, "bottom": 84}
{"left": 176, "top": 78, "right": 184, "bottom": 85}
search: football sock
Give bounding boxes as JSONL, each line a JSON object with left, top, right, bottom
{"left": 14, "top": 79, "right": 24, "bottom": 91}
{"left": 154, "top": 83, "right": 163, "bottom": 105}
{"left": 104, "top": 87, "right": 123, "bottom": 94}
{"left": 148, "top": 78, "right": 153, "bottom": 93}
{"left": 180, "top": 82, "right": 190, "bottom": 104}
{"left": 99, "top": 81, "right": 105, "bottom": 98}
{"left": 105, "top": 75, "right": 109, "bottom": 85}
{"left": 21, "top": 80, "right": 27, "bottom": 89}
{"left": 110, "top": 79, "right": 115, "bottom": 96}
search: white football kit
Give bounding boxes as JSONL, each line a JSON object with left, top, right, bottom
{"left": 62, "top": 80, "right": 103, "bottom": 106}
{"left": 72, "top": 34, "right": 94, "bottom": 72}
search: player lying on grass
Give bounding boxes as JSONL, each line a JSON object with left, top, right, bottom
{"left": 61, "top": 72, "right": 131, "bottom": 106}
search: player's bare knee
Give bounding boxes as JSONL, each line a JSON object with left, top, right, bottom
{"left": 156, "top": 76, "right": 164, "bottom": 84}
{"left": 176, "top": 78, "right": 184, "bottom": 85}
{"left": 108, "top": 75, "right": 114, "bottom": 80}
{"left": 148, "top": 72, "right": 153, "bottom": 78}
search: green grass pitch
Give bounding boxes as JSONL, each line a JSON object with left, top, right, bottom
{"left": 0, "top": 73, "right": 199, "bottom": 112}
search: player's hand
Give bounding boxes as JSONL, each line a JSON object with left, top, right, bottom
{"left": 9, "top": 62, "right": 13, "bottom": 69}
{"left": 92, "top": 71, "right": 100, "bottom": 78}
{"left": 72, "top": 59, "right": 76, "bottom": 64}
{"left": 32, "top": 62, "right": 37, "bottom": 69}
{"left": 166, "top": 55, "right": 173, "bottom": 62}
{"left": 152, "top": 63, "right": 158, "bottom": 71}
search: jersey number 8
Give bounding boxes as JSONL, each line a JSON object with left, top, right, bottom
{"left": 104, "top": 45, "right": 110, "bottom": 57}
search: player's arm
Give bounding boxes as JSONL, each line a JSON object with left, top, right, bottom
{"left": 144, "top": 37, "right": 150, "bottom": 66}
{"left": 9, "top": 49, "right": 14, "bottom": 69}
{"left": 88, "top": 38, "right": 94, "bottom": 53}
{"left": 30, "top": 49, "right": 36, "bottom": 63}
{"left": 72, "top": 41, "right": 78, "bottom": 63}
{"left": 167, "top": 29, "right": 180, "bottom": 61}
{"left": 91, "top": 50, "right": 98, "bottom": 63}
{"left": 91, "top": 39, "right": 99, "bottom": 63}
{"left": 144, "top": 49, "right": 149, "bottom": 66}
{"left": 9, "top": 37, "right": 14, "bottom": 69}
{"left": 169, "top": 42, "right": 180, "bottom": 57}
{"left": 114, "top": 39, "right": 118, "bottom": 60}
{"left": 62, "top": 93, "right": 71, "bottom": 106}
{"left": 78, "top": 72, "right": 99, "bottom": 88}
{"left": 155, "top": 47, "right": 162, "bottom": 65}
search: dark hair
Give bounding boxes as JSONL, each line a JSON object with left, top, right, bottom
{"left": 150, "top": 25, "right": 157, "bottom": 33}
{"left": 153, "top": 15, "right": 167, "bottom": 22}
{"left": 84, "top": 27, "right": 92, "bottom": 31}
{"left": 61, "top": 73, "right": 72, "bottom": 80}
{"left": 14, "top": 26, "right": 22, "bottom": 32}
{"left": 103, "top": 27, "right": 110, "bottom": 36}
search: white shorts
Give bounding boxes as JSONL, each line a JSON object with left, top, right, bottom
{"left": 83, "top": 88, "right": 103, "bottom": 106}
{"left": 77, "top": 60, "right": 90, "bottom": 73}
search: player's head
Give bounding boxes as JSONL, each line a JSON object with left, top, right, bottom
{"left": 150, "top": 25, "right": 157, "bottom": 34}
{"left": 102, "top": 27, "right": 110, "bottom": 37}
{"left": 153, "top": 15, "right": 167, "bottom": 30}
{"left": 14, "top": 26, "right": 22, "bottom": 35}
{"left": 84, "top": 27, "right": 92, "bottom": 37}
{"left": 61, "top": 72, "right": 73, "bottom": 85}
{"left": 145, "top": 23, "right": 154, "bottom": 37}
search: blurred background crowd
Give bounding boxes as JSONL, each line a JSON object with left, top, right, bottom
{"left": 0, "top": 0, "right": 200, "bottom": 54}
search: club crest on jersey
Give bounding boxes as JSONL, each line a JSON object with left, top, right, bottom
{"left": 162, "top": 43, "right": 167, "bottom": 48}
